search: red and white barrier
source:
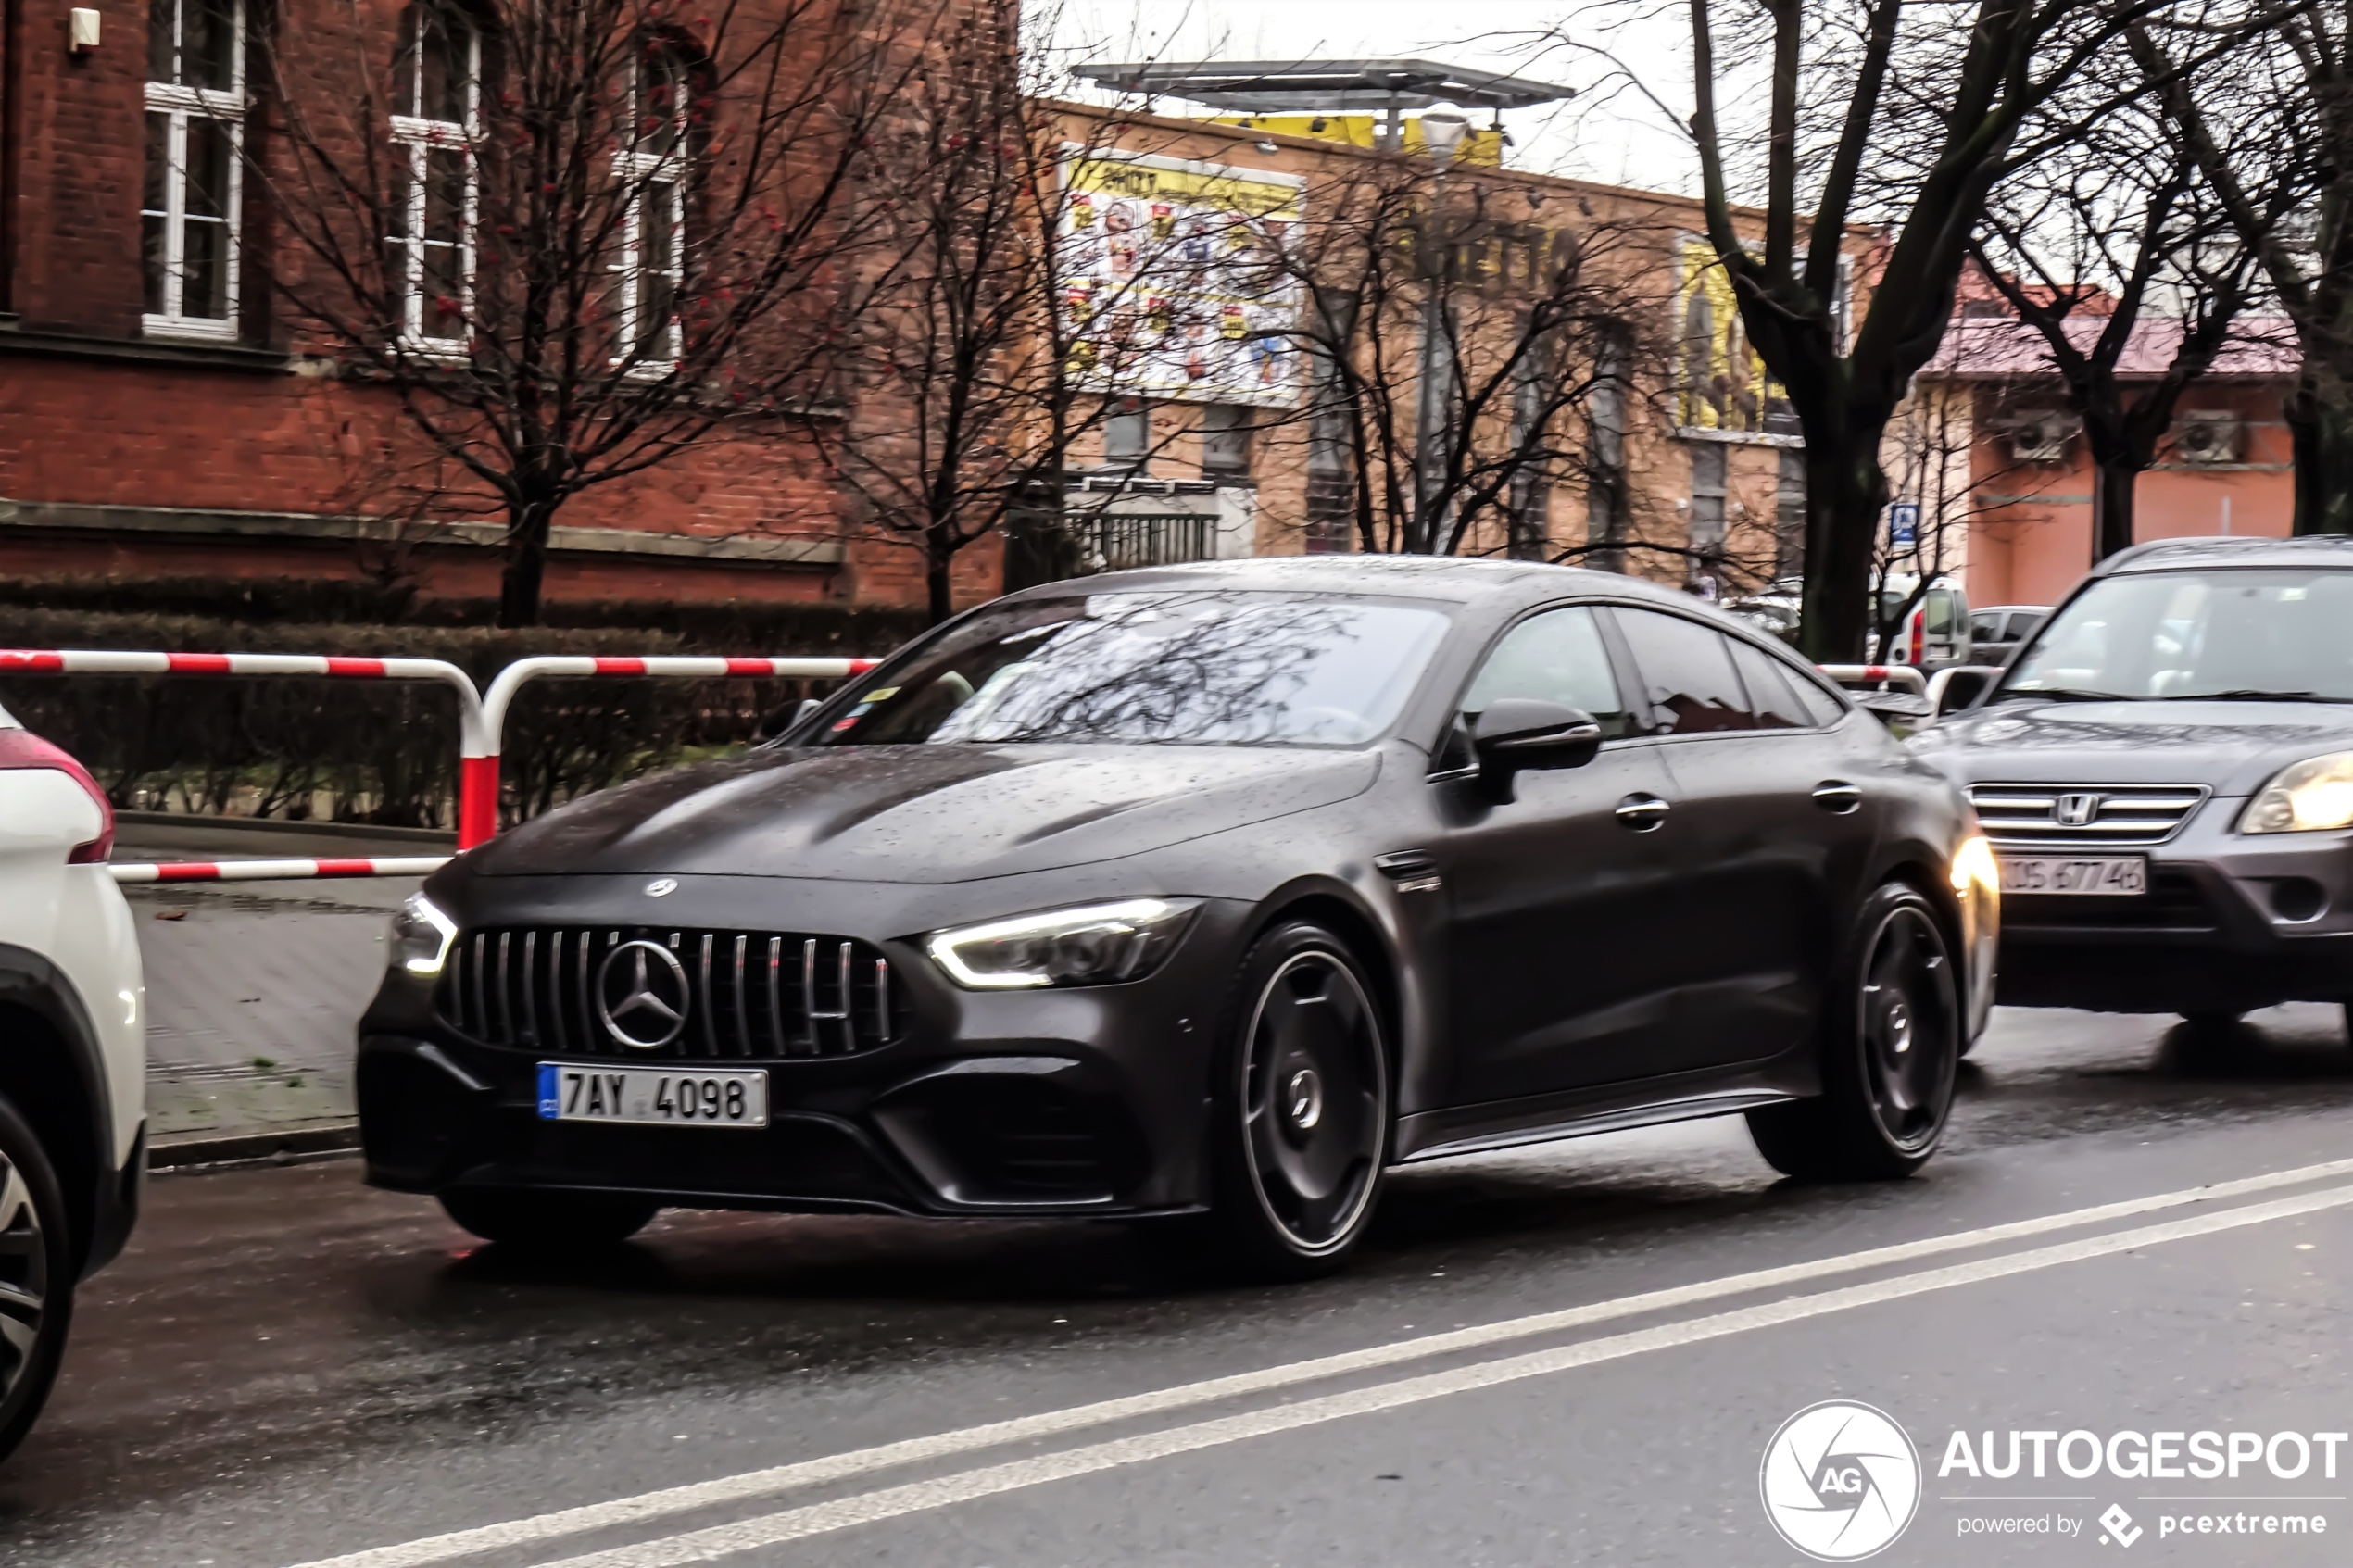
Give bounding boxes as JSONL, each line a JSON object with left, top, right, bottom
{"left": 108, "top": 856, "right": 452, "bottom": 884}
{"left": 472, "top": 655, "right": 880, "bottom": 848}
{"left": 0, "top": 647, "right": 886, "bottom": 874}
{"left": 0, "top": 648, "right": 492, "bottom": 875}
{"left": 1816, "top": 663, "right": 1929, "bottom": 696}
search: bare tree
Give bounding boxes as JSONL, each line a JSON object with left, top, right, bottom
{"left": 1277, "top": 150, "right": 1683, "bottom": 568}
{"left": 1664, "top": 0, "right": 2259, "bottom": 659}
{"left": 2139, "top": 12, "right": 2352, "bottom": 533}
{"left": 821, "top": 12, "right": 1196, "bottom": 624}
{"left": 1970, "top": 69, "right": 2259, "bottom": 562}
{"left": 253, "top": 0, "right": 934, "bottom": 625}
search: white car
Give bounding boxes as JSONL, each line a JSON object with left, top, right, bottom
{"left": 0, "top": 701, "right": 145, "bottom": 1458}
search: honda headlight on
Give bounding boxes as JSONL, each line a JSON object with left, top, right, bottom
{"left": 389, "top": 893, "right": 459, "bottom": 975}
{"left": 925, "top": 898, "right": 1202, "bottom": 989}
{"left": 2243, "top": 752, "right": 2353, "bottom": 834}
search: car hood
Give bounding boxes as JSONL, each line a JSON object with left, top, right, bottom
{"left": 466, "top": 743, "right": 1381, "bottom": 883}
{"left": 1912, "top": 697, "right": 2353, "bottom": 795}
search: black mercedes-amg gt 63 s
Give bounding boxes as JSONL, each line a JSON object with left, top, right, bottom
{"left": 359, "top": 558, "right": 1996, "bottom": 1277}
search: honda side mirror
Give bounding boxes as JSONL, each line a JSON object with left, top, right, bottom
{"left": 1473, "top": 699, "right": 1604, "bottom": 800}
{"left": 1927, "top": 665, "right": 2001, "bottom": 718}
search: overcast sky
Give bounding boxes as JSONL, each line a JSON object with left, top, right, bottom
{"left": 1041, "top": 0, "right": 1709, "bottom": 194}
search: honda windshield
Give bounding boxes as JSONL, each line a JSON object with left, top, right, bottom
{"left": 810, "top": 591, "right": 1453, "bottom": 747}
{"left": 2000, "top": 569, "right": 2353, "bottom": 703}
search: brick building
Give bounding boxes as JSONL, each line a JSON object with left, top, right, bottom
{"left": 0, "top": 0, "right": 1000, "bottom": 614}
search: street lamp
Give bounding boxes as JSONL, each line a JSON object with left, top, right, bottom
{"left": 1420, "top": 109, "right": 1469, "bottom": 167}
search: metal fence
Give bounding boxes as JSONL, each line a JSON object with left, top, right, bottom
{"left": 1076, "top": 512, "right": 1220, "bottom": 573}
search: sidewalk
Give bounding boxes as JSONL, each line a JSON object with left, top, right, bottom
{"left": 115, "top": 815, "right": 449, "bottom": 1153}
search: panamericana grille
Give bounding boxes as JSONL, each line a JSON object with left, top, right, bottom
{"left": 439, "top": 926, "right": 899, "bottom": 1060}
{"left": 1967, "top": 783, "right": 2210, "bottom": 847}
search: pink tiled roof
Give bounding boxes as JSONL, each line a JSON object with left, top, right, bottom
{"left": 1920, "top": 314, "right": 2299, "bottom": 380}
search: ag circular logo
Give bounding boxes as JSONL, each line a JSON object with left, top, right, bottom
{"left": 595, "top": 939, "right": 690, "bottom": 1049}
{"left": 1759, "top": 1400, "right": 1921, "bottom": 1561}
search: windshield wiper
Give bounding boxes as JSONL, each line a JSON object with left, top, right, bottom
{"left": 2154, "top": 689, "right": 2341, "bottom": 703}
{"left": 2000, "top": 687, "right": 2133, "bottom": 703}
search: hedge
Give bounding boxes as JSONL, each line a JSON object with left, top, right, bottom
{"left": 0, "top": 607, "right": 925, "bottom": 830}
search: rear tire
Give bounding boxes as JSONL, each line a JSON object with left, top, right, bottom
{"left": 438, "top": 1188, "right": 661, "bottom": 1248}
{"left": 2183, "top": 1010, "right": 2244, "bottom": 1033}
{"left": 0, "top": 1092, "right": 77, "bottom": 1463}
{"left": 1201, "top": 922, "right": 1390, "bottom": 1281}
{"left": 1748, "top": 883, "right": 1960, "bottom": 1181}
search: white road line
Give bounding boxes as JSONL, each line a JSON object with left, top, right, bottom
{"left": 283, "top": 1157, "right": 2353, "bottom": 1568}
{"left": 527, "top": 1182, "right": 2353, "bottom": 1568}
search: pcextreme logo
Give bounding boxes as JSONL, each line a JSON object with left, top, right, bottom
{"left": 1760, "top": 1400, "right": 1924, "bottom": 1561}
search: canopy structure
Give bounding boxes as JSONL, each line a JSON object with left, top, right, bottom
{"left": 1072, "top": 57, "right": 1574, "bottom": 117}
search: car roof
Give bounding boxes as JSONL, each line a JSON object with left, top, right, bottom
{"left": 2095, "top": 535, "right": 2353, "bottom": 576}
{"left": 1000, "top": 554, "right": 1707, "bottom": 611}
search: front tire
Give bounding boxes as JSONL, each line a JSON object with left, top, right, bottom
{"left": 1202, "top": 922, "right": 1390, "bottom": 1280}
{"left": 1748, "top": 883, "right": 1960, "bottom": 1181}
{"left": 438, "top": 1188, "right": 661, "bottom": 1248}
{"left": 0, "top": 1092, "right": 76, "bottom": 1463}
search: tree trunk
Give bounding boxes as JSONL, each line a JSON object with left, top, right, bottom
{"left": 1796, "top": 433, "right": 1887, "bottom": 663}
{"left": 2091, "top": 457, "right": 2138, "bottom": 563}
{"left": 925, "top": 531, "right": 956, "bottom": 626}
{"left": 2288, "top": 359, "right": 2353, "bottom": 535}
{"left": 497, "top": 498, "right": 556, "bottom": 629}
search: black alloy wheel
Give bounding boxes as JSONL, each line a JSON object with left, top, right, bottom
{"left": 438, "top": 1187, "right": 661, "bottom": 1248}
{"left": 1749, "top": 883, "right": 1960, "bottom": 1181}
{"left": 0, "top": 1092, "right": 74, "bottom": 1462}
{"left": 1205, "top": 922, "right": 1390, "bottom": 1279}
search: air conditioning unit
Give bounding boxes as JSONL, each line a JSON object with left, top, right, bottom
{"left": 2174, "top": 411, "right": 2244, "bottom": 465}
{"left": 2007, "top": 411, "right": 2080, "bottom": 465}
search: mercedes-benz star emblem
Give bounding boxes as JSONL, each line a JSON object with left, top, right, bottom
{"left": 595, "top": 940, "right": 690, "bottom": 1049}
{"left": 644, "top": 877, "right": 679, "bottom": 897}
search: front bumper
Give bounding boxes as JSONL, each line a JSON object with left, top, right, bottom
{"left": 1994, "top": 806, "right": 2353, "bottom": 1012}
{"left": 356, "top": 897, "right": 1250, "bottom": 1220}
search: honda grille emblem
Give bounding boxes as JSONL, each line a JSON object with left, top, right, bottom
{"left": 595, "top": 940, "right": 690, "bottom": 1049}
{"left": 2054, "top": 792, "right": 2104, "bottom": 828}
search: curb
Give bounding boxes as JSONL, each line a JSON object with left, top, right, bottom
{"left": 148, "top": 1122, "right": 361, "bottom": 1173}
{"left": 116, "top": 810, "right": 457, "bottom": 847}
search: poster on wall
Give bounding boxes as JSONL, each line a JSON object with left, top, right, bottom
{"left": 1057, "top": 148, "right": 1306, "bottom": 408}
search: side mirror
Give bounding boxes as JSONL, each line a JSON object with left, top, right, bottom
{"left": 757, "top": 696, "right": 824, "bottom": 742}
{"left": 1852, "top": 689, "right": 1933, "bottom": 736}
{"left": 1473, "top": 699, "right": 1604, "bottom": 799}
{"left": 1927, "top": 665, "right": 2001, "bottom": 718}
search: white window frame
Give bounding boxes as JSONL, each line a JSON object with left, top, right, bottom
{"left": 610, "top": 48, "right": 687, "bottom": 372}
{"left": 388, "top": 8, "right": 480, "bottom": 356}
{"left": 142, "top": 0, "right": 247, "bottom": 342}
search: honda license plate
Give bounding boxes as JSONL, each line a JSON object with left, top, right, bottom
{"left": 537, "top": 1064, "right": 769, "bottom": 1127}
{"left": 1996, "top": 855, "right": 2147, "bottom": 897}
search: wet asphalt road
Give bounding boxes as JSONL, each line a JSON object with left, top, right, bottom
{"left": 6, "top": 1004, "right": 2353, "bottom": 1568}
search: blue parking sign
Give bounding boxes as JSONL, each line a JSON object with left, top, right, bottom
{"left": 1889, "top": 503, "right": 1919, "bottom": 547}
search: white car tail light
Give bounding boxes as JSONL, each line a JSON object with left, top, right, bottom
{"left": 0, "top": 727, "right": 116, "bottom": 864}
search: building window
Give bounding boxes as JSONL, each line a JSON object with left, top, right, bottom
{"left": 144, "top": 0, "right": 245, "bottom": 339}
{"left": 1200, "top": 405, "right": 1252, "bottom": 481}
{"left": 389, "top": 3, "right": 479, "bottom": 350}
{"left": 613, "top": 44, "right": 688, "bottom": 367}
{"left": 1103, "top": 399, "right": 1151, "bottom": 471}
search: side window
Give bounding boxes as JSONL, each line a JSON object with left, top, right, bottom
{"left": 1784, "top": 668, "right": 1849, "bottom": 727}
{"left": 1971, "top": 610, "right": 2004, "bottom": 642}
{"left": 1460, "top": 607, "right": 1635, "bottom": 740}
{"left": 1610, "top": 608, "right": 1755, "bottom": 734}
{"left": 1729, "top": 641, "right": 1815, "bottom": 730}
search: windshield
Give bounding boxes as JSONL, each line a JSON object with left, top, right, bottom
{"left": 809, "top": 591, "right": 1453, "bottom": 747}
{"left": 2001, "top": 569, "right": 2353, "bottom": 702}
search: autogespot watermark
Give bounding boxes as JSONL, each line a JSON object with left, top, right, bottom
{"left": 1761, "top": 1401, "right": 1924, "bottom": 1561}
{"left": 1762, "top": 1404, "right": 2349, "bottom": 1555}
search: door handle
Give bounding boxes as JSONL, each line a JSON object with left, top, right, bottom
{"left": 1615, "top": 793, "right": 1670, "bottom": 831}
{"left": 1812, "top": 780, "right": 1863, "bottom": 814}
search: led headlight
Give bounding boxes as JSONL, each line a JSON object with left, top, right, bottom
{"left": 925, "top": 898, "right": 1202, "bottom": 990}
{"left": 389, "top": 892, "right": 459, "bottom": 975}
{"left": 2243, "top": 752, "right": 2353, "bottom": 834}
